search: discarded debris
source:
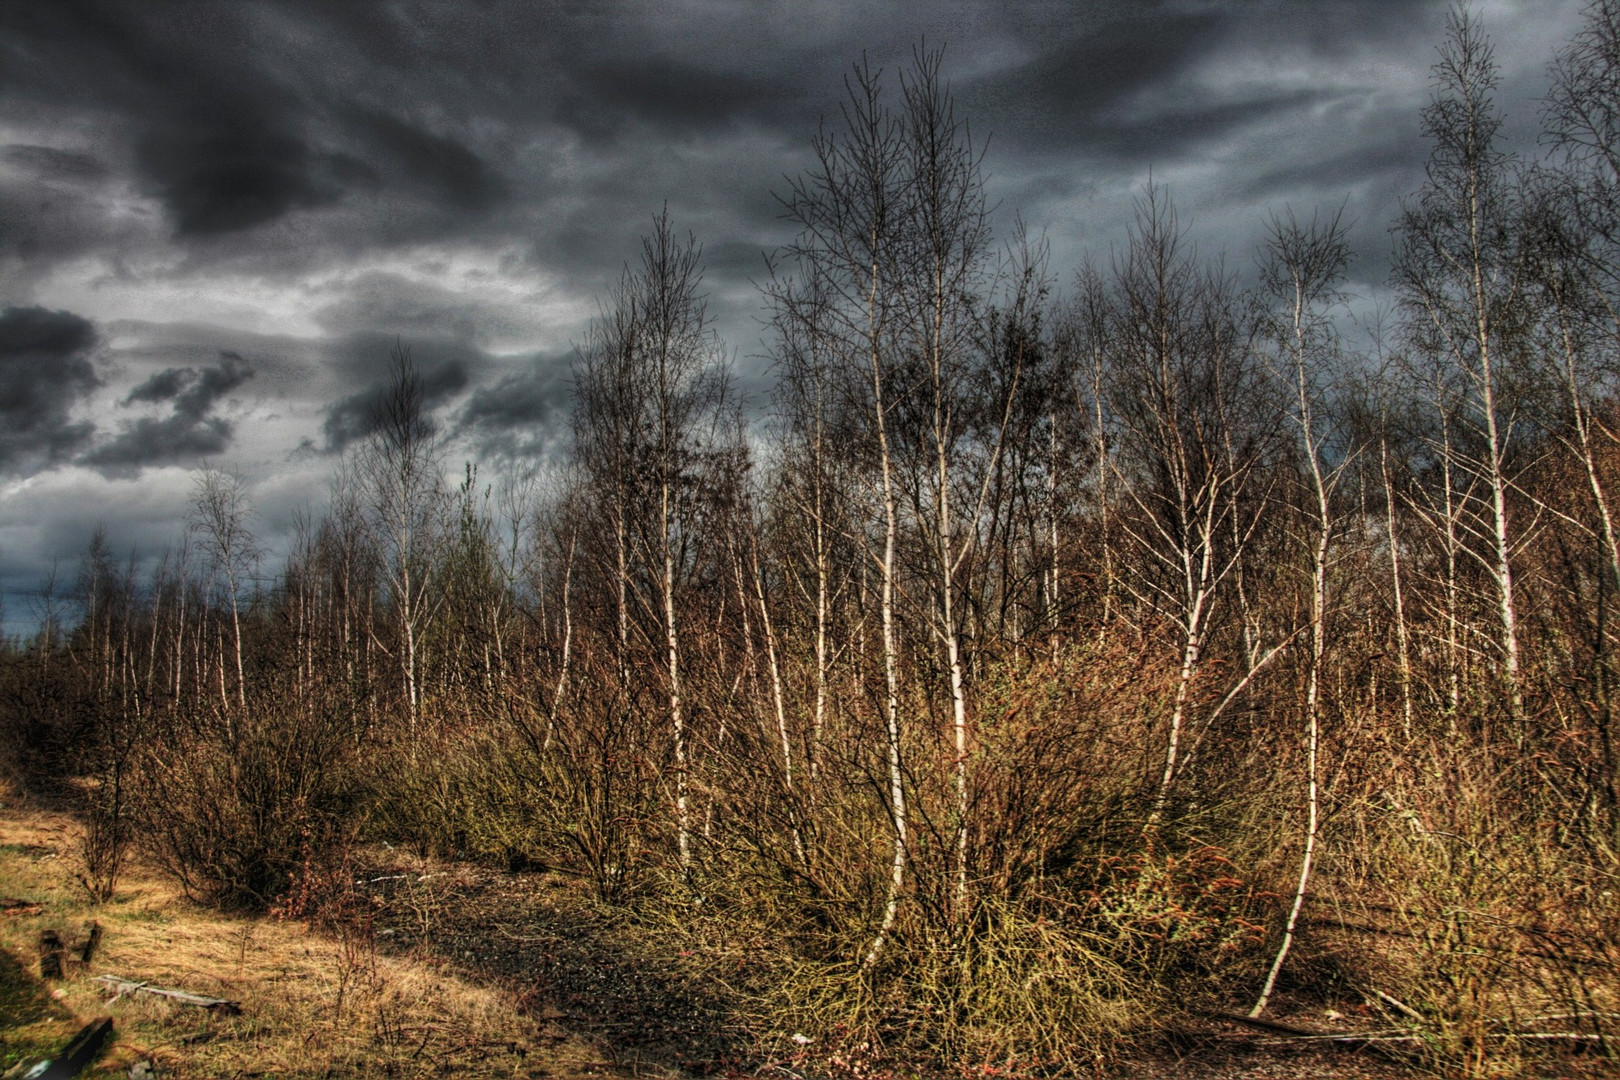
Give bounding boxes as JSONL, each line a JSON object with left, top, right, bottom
{"left": 8, "top": 1016, "right": 116, "bottom": 1080}
{"left": 38, "top": 930, "right": 65, "bottom": 980}
{"left": 77, "top": 922, "right": 101, "bottom": 966}
{"left": 37, "top": 923, "right": 104, "bottom": 980}
{"left": 94, "top": 975, "right": 242, "bottom": 1015}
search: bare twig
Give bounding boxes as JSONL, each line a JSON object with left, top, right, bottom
{"left": 1373, "top": 988, "right": 1425, "bottom": 1023}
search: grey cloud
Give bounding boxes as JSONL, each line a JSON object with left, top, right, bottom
{"left": 0, "top": 135, "right": 137, "bottom": 264}
{"left": 124, "top": 366, "right": 193, "bottom": 405}
{"left": 1106, "top": 88, "right": 1332, "bottom": 161}
{"left": 0, "top": 306, "right": 100, "bottom": 476}
{"left": 1236, "top": 131, "right": 1423, "bottom": 203}
{"left": 565, "top": 57, "right": 799, "bottom": 142}
{"left": 136, "top": 125, "right": 348, "bottom": 236}
{"left": 82, "top": 352, "right": 254, "bottom": 476}
{"left": 0, "top": 145, "right": 107, "bottom": 182}
{"left": 311, "top": 272, "right": 532, "bottom": 348}
{"left": 0, "top": 0, "right": 870, "bottom": 289}
{"left": 702, "top": 240, "right": 773, "bottom": 281}
{"left": 963, "top": 10, "right": 1224, "bottom": 134}
{"left": 455, "top": 350, "right": 573, "bottom": 462}
{"left": 352, "top": 110, "right": 506, "bottom": 211}
{"left": 80, "top": 414, "right": 235, "bottom": 476}
{"left": 176, "top": 352, "right": 254, "bottom": 415}
{"left": 319, "top": 353, "right": 471, "bottom": 454}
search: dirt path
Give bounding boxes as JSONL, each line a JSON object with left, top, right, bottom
{"left": 364, "top": 865, "right": 745, "bottom": 1076}
{"left": 0, "top": 798, "right": 604, "bottom": 1078}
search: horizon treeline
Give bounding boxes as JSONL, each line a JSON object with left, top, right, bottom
{"left": 5, "top": 6, "right": 1620, "bottom": 1076}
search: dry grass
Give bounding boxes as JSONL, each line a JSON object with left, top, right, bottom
{"left": 0, "top": 784, "right": 627, "bottom": 1079}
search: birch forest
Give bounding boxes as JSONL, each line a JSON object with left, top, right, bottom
{"left": 5, "top": 7, "right": 1620, "bottom": 1076}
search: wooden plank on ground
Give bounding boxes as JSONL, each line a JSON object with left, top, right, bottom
{"left": 94, "top": 975, "right": 241, "bottom": 1015}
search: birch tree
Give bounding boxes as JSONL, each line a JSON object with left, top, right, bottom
{"left": 1099, "top": 185, "right": 1284, "bottom": 822}
{"left": 573, "top": 210, "right": 730, "bottom": 880}
{"left": 890, "top": 47, "right": 999, "bottom": 924}
{"left": 189, "top": 466, "right": 258, "bottom": 715}
{"left": 1251, "top": 209, "right": 1354, "bottom": 1017}
{"left": 355, "top": 343, "right": 447, "bottom": 746}
{"left": 1394, "top": 9, "right": 1529, "bottom": 731}
{"left": 777, "top": 54, "right": 911, "bottom": 968}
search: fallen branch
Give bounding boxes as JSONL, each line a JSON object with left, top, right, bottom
{"left": 1, "top": 898, "right": 42, "bottom": 917}
{"left": 1372, "top": 988, "right": 1424, "bottom": 1023}
{"left": 1208, "top": 1012, "right": 1414, "bottom": 1047}
{"left": 1208, "top": 1012, "right": 1344, "bottom": 1039}
{"left": 102, "top": 980, "right": 147, "bottom": 1006}
{"left": 1213, "top": 1011, "right": 1615, "bottom": 1049}
{"left": 94, "top": 975, "right": 242, "bottom": 1015}
{"left": 1306, "top": 915, "right": 1615, "bottom": 968}
{"left": 1520, "top": 1010, "right": 1620, "bottom": 1025}
{"left": 1253, "top": 1031, "right": 1614, "bottom": 1047}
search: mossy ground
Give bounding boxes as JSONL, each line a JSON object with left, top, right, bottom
{"left": 0, "top": 943, "right": 79, "bottom": 1075}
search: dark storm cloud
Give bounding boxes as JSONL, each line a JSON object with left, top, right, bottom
{"left": 123, "top": 352, "right": 255, "bottom": 418}
{"left": 81, "top": 415, "right": 235, "bottom": 476}
{"left": 0, "top": 307, "right": 100, "bottom": 476}
{"left": 0, "top": 0, "right": 1576, "bottom": 341}
{"left": 136, "top": 126, "right": 353, "bottom": 236}
{"left": 351, "top": 110, "right": 506, "bottom": 211}
{"left": 953, "top": 5, "right": 1409, "bottom": 171}
{"left": 2, "top": 2, "right": 332, "bottom": 236}
{"left": 82, "top": 352, "right": 255, "bottom": 477}
{"left": 455, "top": 350, "right": 573, "bottom": 462}
{"left": 1237, "top": 132, "right": 1422, "bottom": 203}
{"left": 961, "top": 9, "right": 1224, "bottom": 141}
{"left": 318, "top": 353, "right": 472, "bottom": 455}
{"left": 565, "top": 57, "right": 799, "bottom": 142}
{"left": 124, "top": 366, "right": 193, "bottom": 405}
{"left": 0, "top": 0, "right": 1489, "bottom": 250}
{"left": 0, "top": 0, "right": 507, "bottom": 246}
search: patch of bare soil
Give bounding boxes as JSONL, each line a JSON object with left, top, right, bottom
{"left": 0, "top": 796, "right": 605, "bottom": 1079}
{"left": 1120, "top": 1014, "right": 1422, "bottom": 1080}
{"left": 362, "top": 865, "right": 745, "bottom": 1076}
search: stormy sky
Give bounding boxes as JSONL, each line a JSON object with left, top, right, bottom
{"left": 0, "top": 0, "right": 1592, "bottom": 632}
